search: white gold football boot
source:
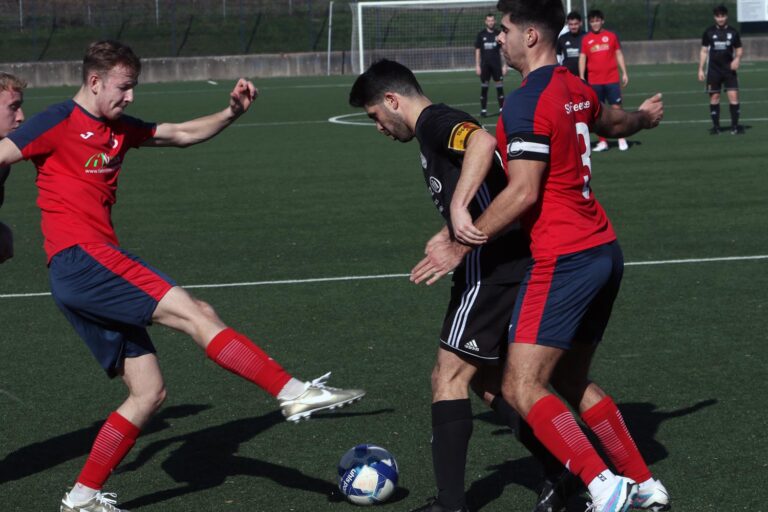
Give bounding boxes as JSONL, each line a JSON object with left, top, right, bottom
{"left": 279, "top": 372, "right": 365, "bottom": 422}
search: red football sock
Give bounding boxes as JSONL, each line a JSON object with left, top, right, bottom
{"left": 581, "top": 396, "right": 652, "bottom": 483}
{"left": 206, "top": 328, "right": 292, "bottom": 397}
{"left": 526, "top": 394, "right": 608, "bottom": 486}
{"left": 77, "top": 412, "right": 140, "bottom": 490}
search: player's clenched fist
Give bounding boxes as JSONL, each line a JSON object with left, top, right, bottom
{"left": 229, "top": 78, "right": 258, "bottom": 117}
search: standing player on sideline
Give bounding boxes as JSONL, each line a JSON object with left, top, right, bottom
{"left": 0, "top": 72, "right": 25, "bottom": 264}
{"left": 698, "top": 4, "right": 744, "bottom": 135}
{"left": 411, "top": 1, "right": 671, "bottom": 511}
{"left": 475, "top": 13, "right": 507, "bottom": 117}
{"left": 579, "top": 9, "right": 629, "bottom": 152}
{"left": 556, "top": 11, "right": 585, "bottom": 77}
{"left": 0, "top": 40, "right": 364, "bottom": 512}
{"left": 349, "top": 59, "right": 570, "bottom": 512}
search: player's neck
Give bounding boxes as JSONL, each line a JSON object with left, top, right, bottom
{"left": 404, "top": 96, "right": 433, "bottom": 132}
{"left": 521, "top": 52, "right": 558, "bottom": 79}
{"left": 72, "top": 87, "right": 103, "bottom": 119}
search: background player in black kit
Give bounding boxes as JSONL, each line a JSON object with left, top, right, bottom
{"left": 350, "top": 59, "right": 570, "bottom": 512}
{"left": 556, "top": 11, "right": 585, "bottom": 77}
{"left": 698, "top": 4, "right": 744, "bottom": 135}
{"left": 475, "top": 13, "right": 506, "bottom": 117}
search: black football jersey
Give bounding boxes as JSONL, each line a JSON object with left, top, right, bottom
{"left": 556, "top": 31, "right": 584, "bottom": 76}
{"left": 414, "top": 104, "right": 530, "bottom": 284}
{"left": 475, "top": 29, "right": 502, "bottom": 66}
{"left": 702, "top": 25, "right": 742, "bottom": 73}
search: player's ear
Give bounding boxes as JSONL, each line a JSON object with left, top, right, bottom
{"left": 526, "top": 27, "right": 538, "bottom": 48}
{"left": 86, "top": 72, "right": 102, "bottom": 94}
{"left": 383, "top": 92, "right": 399, "bottom": 111}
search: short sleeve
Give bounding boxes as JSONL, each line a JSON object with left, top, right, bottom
{"left": 500, "top": 89, "right": 551, "bottom": 163}
{"left": 119, "top": 115, "right": 157, "bottom": 148}
{"left": 702, "top": 30, "right": 710, "bottom": 47}
{"left": 732, "top": 30, "right": 742, "bottom": 48}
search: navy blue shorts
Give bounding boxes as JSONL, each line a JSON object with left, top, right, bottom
{"left": 49, "top": 243, "right": 176, "bottom": 377}
{"left": 591, "top": 83, "right": 623, "bottom": 105}
{"left": 508, "top": 241, "right": 623, "bottom": 350}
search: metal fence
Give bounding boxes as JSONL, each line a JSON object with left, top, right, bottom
{"left": 0, "top": 0, "right": 759, "bottom": 64}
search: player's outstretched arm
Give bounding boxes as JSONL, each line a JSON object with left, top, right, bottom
{"left": 450, "top": 128, "right": 495, "bottom": 245}
{"left": 146, "top": 78, "right": 258, "bottom": 148}
{"left": 0, "top": 139, "right": 23, "bottom": 169}
{"left": 593, "top": 93, "right": 663, "bottom": 138}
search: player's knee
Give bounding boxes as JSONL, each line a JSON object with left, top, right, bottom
{"left": 194, "top": 299, "right": 219, "bottom": 322}
{"left": 133, "top": 384, "right": 167, "bottom": 414}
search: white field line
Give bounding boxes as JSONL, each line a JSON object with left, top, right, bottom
{"left": 1, "top": 254, "right": 766, "bottom": 299}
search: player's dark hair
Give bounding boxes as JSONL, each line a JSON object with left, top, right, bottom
{"left": 82, "top": 40, "right": 141, "bottom": 83}
{"left": 587, "top": 9, "right": 604, "bottom": 20}
{"left": 566, "top": 11, "right": 582, "bottom": 22}
{"left": 495, "top": 0, "right": 565, "bottom": 47}
{"left": 713, "top": 4, "right": 728, "bottom": 15}
{"left": 486, "top": 12, "right": 495, "bottom": 17}
{"left": 348, "top": 59, "right": 423, "bottom": 108}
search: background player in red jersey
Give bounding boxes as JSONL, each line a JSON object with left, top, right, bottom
{"left": 412, "top": 1, "right": 669, "bottom": 511}
{"left": 579, "top": 10, "right": 629, "bottom": 152}
{"left": 698, "top": 4, "right": 744, "bottom": 135}
{"left": 0, "top": 72, "right": 25, "bottom": 264}
{"left": 0, "top": 41, "right": 364, "bottom": 512}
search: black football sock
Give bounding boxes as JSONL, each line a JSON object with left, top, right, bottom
{"left": 491, "top": 395, "right": 565, "bottom": 481}
{"left": 710, "top": 103, "right": 720, "bottom": 128}
{"left": 729, "top": 103, "right": 740, "bottom": 127}
{"left": 432, "top": 399, "right": 473, "bottom": 509}
{"left": 480, "top": 85, "right": 489, "bottom": 111}
{"left": 496, "top": 86, "right": 505, "bottom": 109}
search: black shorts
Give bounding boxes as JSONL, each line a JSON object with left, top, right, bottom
{"left": 439, "top": 281, "right": 520, "bottom": 363}
{"left": 480, "top": 62, "right": 503, "bottom": 83}
{"left": 707, "top": 69, "right": 738, "bottom": 93}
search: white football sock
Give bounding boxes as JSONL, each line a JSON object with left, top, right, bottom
{"left": 277, "top": 378, "right": 306, "bottom": 400}
{"left": 68, "top": 483, "right": 98, "bottom": 504}
{"left": 587, "top": 469, "right": 619, "bottom": 499}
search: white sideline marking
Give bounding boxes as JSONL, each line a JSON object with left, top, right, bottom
{"left": 1, "top": 255, "right": 766, "bottom": 299}
{"left": 0, "top": 389, "right": 27, "bottom": 406}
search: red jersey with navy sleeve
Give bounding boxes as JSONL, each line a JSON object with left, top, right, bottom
{"left": 7, "top": 100, "right": 156, "bottom": 262}
{"left": 495, "top": 65, "right": 615, "bottom": 258}
{"left": 580, "top": 29, "right": 621, "bottom": 85}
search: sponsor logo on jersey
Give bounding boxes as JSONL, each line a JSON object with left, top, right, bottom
{"left": 429, "top": 176, "right": 442, "bottom": 193}
{"left": 564, "top": 100, "right": 591, "bottom": 114}
{"left": 80, "top": 131, "right": 94, "bottom": 140}
{"left": 448, "top": 122, "right": 481, "bottom": 152}
{"left": 84, "top": 152, "right": 122, "bottom": 174}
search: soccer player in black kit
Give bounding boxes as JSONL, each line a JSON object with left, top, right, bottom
{"left": 556, "top": 11, "right": 585, "bottom": 77}
{"left": 698, "top": 4, "right": 744, "bottom": 135}
{"left": 349, "top": 59, "right": 572, "bottom": 512}
{"left": 474, "top": 13, "right": 506, "bottom": 117}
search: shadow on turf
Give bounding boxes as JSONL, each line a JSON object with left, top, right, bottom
{"left": 120, "top": 407, "right": 398, "bottom": 509}
{"left": 0, "top": 404, "right": 210, "bottom": 485}
{"left": 467, "top": 398, "right": 716, "bottom": 511}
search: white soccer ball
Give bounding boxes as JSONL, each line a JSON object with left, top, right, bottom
{"left": 337, "top": 444, "right": 399, "bottom": 505}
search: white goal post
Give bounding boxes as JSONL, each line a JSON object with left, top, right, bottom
{"left": 349, "top": 0, "right": 583, "bottom": 74}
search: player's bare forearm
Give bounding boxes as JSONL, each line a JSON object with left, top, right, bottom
{"left": 473, "top": 159, "right": 543, "bottom": 240}
{"left": 0, "top": 139, "right": 23, "bottom": 168}
{"left": 594, "top": 93, "right": 663, "bottom": 137}
{"left": 450, "top": 130, "right": 495, "bottom": 245}
{"left": 578, "top": 54, "right": 587, "bottom": 80}
{"left": 146, "top": 78, "right": 257, "bottom": 147}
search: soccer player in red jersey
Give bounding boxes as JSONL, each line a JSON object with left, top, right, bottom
{"left": 0, "top": 72, "right": 25, "bottom": 264}
{"left": 410, "top": 1, "right": 670, "bottom": 511}
{"left": 579, "top": 10, "right": 629, "bottom": 152}
{"left": 0, "top": 41, "right": 364, "bottom": 512}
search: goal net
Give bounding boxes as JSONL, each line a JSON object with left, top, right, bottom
{"left": 350, "top": 0, "right": 498, "bottom": 74}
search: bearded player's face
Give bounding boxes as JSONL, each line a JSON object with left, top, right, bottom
{"left": 365, "top": 99, "right": 414, "bottom": 143}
